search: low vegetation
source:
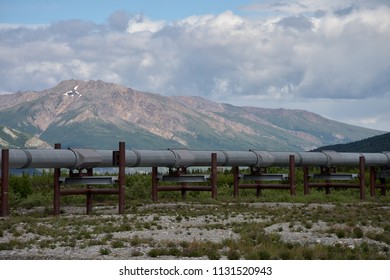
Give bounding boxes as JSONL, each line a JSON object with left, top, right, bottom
{"left": 1, "top": 168, "right": 390, "bottom": 259}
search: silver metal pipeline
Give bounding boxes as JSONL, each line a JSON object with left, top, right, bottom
{"left": 5, "top": 149, "right": 77, "bottom": 169}
{"left": 1, "top": 148, "right": 390, "bottom": 169}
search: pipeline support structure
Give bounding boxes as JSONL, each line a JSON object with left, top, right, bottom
{"left": 303, "top": 156, "right": 366, "bottom": 200}
{"left": 1, "top": 143, "right": 390, "bottom": 216}
{"left": 233, "top": 154, "right": 296, "bottom": 197}
{"left": 1, "top": 149, "right": 9, "bottom": 216}
{"left": 52, "top": 142, "right": 126, "bottom": 215}
{"left": 152, "top": 152, "right": 218, "bottom": 202}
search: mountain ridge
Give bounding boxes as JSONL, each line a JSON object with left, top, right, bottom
{"left": 312, "top": 132, "right": 390, "bottom": 152}
{"left": 0, "top": 79, "right": 384, "bottom": 150}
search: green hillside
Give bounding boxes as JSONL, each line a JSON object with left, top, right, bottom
{"left": 312, "top": 132, "right": 390, "bottom": 152}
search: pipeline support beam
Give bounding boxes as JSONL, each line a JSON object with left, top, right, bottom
{"left": 233, "top": 154, "right": 296, "bottom": 197}
{"left": 53, "top": 143, "right": 61, "bottom": 215}
{"left": 369, "top": 167, "right": 390, "bottom": 197}
{"left": 152, "top": 153, "right": 218, "bottom": 202}
{"left": 118, "top": 141, "right": 126, "bottom": 214}
{"left": 1, "top": 149, "right": 9, "bottom": 217}
{"left": 53, "top": 143, "right": 126, "bottom": 215}
{"left": 303, "top": 156, "right": 366, "bottom": 200}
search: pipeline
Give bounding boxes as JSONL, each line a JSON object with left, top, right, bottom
{"left": 1, "top": 147, "right": 390, "bottom": 169}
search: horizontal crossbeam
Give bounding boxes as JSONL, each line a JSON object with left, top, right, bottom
{"left": 241, "top": 174, "right": 289, "bottom": 181}
{"left": 59, "top": 176, "right": 117, "bottom": 185}
{"left": 158, "top": 175, "right": 210, "bottom": 183}
{"left": 311, "top": 173, "right": 358, "bottom": 181}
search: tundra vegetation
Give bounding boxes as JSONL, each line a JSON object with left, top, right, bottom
{"left": 1, "top": 167, "right": 389, "bottom": 260}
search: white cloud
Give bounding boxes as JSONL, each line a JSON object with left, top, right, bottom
{"left": 127, "top": 15, "right": 165, "bottom": 33}
{"left": 0, "top": 5, "right": 389, "bottom": 130}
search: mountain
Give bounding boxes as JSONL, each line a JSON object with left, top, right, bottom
{"left": 0, "top": 125, "right": 51, "bottom": 149}
{"left": 0, "top": 79, "right": 385, "bottom": 151}
{"left": 312, "top": 132, "right": 390, "bottom": 152}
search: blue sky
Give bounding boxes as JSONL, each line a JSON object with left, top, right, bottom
{"left": 0, "top": 0, "right": 255, "bottom": 24}
{"left": 1, "top": 0, "right": 390, "bottom": 131}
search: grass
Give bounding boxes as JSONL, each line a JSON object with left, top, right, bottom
{"left": 1, "top": 202, "right": 389, "bottom": 260}
{"left": 1, "top": 170, "right": 390, "bottom": 260}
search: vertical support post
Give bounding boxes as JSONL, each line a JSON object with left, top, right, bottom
{"left": 152, "top": 167, "right": 158, "bottom": 202}
{"left": 86, "top": 167, "right": 93, "bottom": 215}
{"left": 359, "top": 156, "right": 365, "bottom": 200}
{"left": 86, "top": 186, "right": 93, "bottom": 215}
{"left": 233, "top": 166, "right": 239, "bottom": 197}
{"left": 180, "top": 167, "right": 187, "bottom": 199}
{"left": 324, "top": 167, "right": 331, "bottom": 195}
{"left": 379, "top": 178, "right": 387, "bottom": 196}
{"left": 1, "top": 149, "right": 9, "bottom": 217}
{"left": 254, "top": 168, "right": 263, "bottom": 197}
{"left": 256, "top": 185, "right": 262, "bottom": 197}
{"left": 118, "top": 141, "right": 126, "bottom": 214}
{"left": 303, "top": 166, "right": 309, "bottom": 195}
{"left": 370, "top": 167, "right": 376, "bottom": 197}
{"left": 53, "top": 143, "right": 61, "bottom": 216}
{"left": 211, "top": 153, "right": 217, "bottom": 199}
{"left": 181, "top": 184, "right": 187, "bottom": 199}
{"left": 289, "top": 155, "right": 296, "bottom": 196}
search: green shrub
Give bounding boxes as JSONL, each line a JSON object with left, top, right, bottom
{"left": 148, "top": 247, "right": 172, "bottom": 258}
{"left": 336, "top": 229, "right": 346, "bottom": 238}
{"left": 257, "top": 250, "right": 271, "bottom": 260}
{"left": 99, "top": 247, "right": 111, "bottom": 255}
{"left": 353, "top": 227, "right": 364, "bottom": 238}
{"left": 10, "top": 173, "right": 33, "bottom": 199}
{"left": 226, "top": 249, "right": 241, "bottom": 260}
{"left": 111, "top": 240, "right": 125, "bottom": 248}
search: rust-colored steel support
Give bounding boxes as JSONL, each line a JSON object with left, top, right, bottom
{"left": 370, "top": 167, "right": 389, "bottom": 197}
{"left": 380, "top": 178, "right": 387, "bottom": 196}
{"left": 232, "top": 155, "right": 295, "bottom": 197}
{"left": 289, "top": 155, "right": 296, "bottom": 196}
{"left": 323, "top": 167, "right": 333, "bottom": 195}
{"left": 370, "top": 167, "right": 376, "bottom": 197}
{"left": 53, "top": 143, "right": 61, "bottom": 215}
{"left": 60, "top": 166, "right": 120, "bottom": 214}
{"left": 151, "top": 153, "right": 218, "bottom": 201}
{"left": 233, "top": 166, "right": 239, "bottom": 197}
{"left": 303, "top": 156, "right": 366, "bottom": 200}
{"left": 211, "top": 153, "right": 217, "bottom": 199}
{"left": 303, "top": 166, "right": 309, "bottom": 195}
{"left": 180, "top": 167, "right": 188, "bottom": 199}
{"left": 152, "top": 167, "right": 158, "bottom": 202}
{"left": 118, "top": 141, "right": 126, "bottom": 214}
{"left": 54, "top": 142, "right": 124, "bottom": 215}
{"left": 85, "top": 168, "right": 94, "bottom": 215}
{"left": 359, "top": 156, "right": 366, "bottom": 200}
{"left": 1, "top": 149, "right": 10, "bottom": 217}
{"left": 86, "top": 186, "right": 93, "bottom": 215}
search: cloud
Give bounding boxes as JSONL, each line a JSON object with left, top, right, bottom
{"left": 241, "top": 0, "right": 390, "bottom": 15}
{"left": 0, "top": 6, "right": 389, "bottom": 107}
{"left": 277, "top": 15, "right": 313, "bottom": 30}
{"left": 108, "top": 10, "right": 131, "bottom": 31}
{"left": 127, "top": 14, "right": 165, "bottom": 33}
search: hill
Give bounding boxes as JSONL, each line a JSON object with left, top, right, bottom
{"left": 0, "top": 125, "right": 51, "bottom": 149}
{"left": 0, "top": 79, "right": 384, "bottom": 151}
{"left": 312, "top": 132, "right": 390, "bottom": 152}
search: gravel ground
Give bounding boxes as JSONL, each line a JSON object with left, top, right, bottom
{"left": 1, "top": 202, "right": 389, "bottom": 259}
{"left": 264, "top": 221, "right": 387, "bottom": 249}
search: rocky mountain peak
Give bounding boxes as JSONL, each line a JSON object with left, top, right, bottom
{"left": 0, "top": 80, "right": 384, "bottom": 150}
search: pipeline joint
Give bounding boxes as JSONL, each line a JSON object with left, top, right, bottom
{"left": 168, "top": 149, "right": 195, "bottom": 168}
{"left": 68, "top": 148, "right": 102, "bottom": 169}
{"left": 249, "top": 150, "right": 275, "bottom": 167}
